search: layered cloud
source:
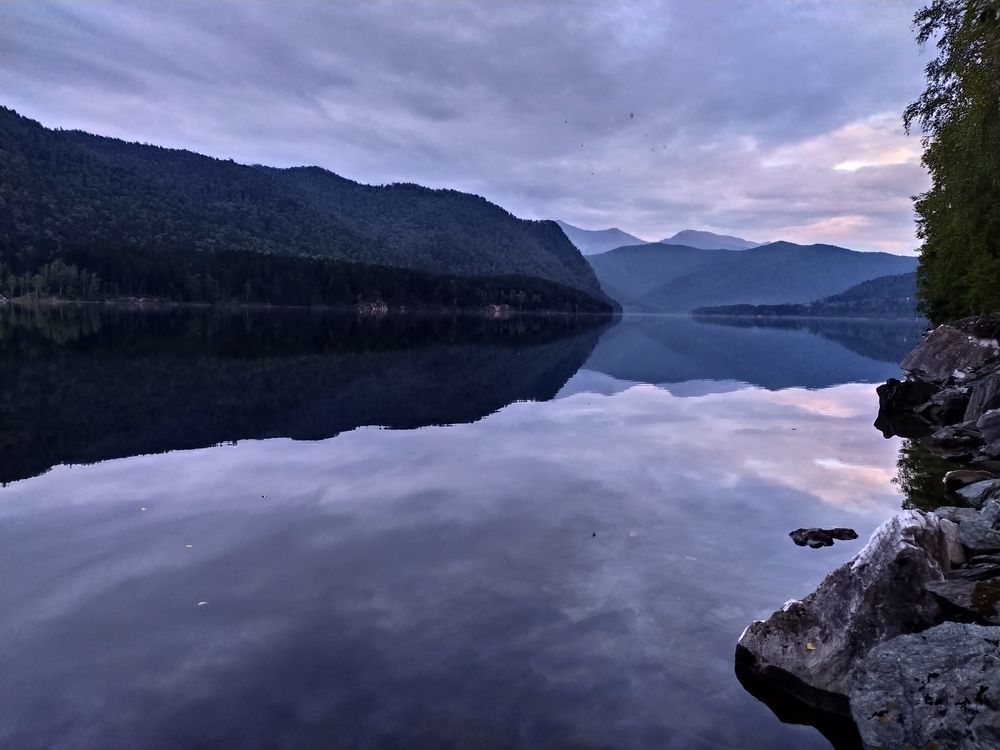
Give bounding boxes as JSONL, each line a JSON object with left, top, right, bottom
{"left": 1, "top": 0, "right": 928, "bottom": 251}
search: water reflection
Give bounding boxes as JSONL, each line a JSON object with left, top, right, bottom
{"left": 0, "top": 305, "right": 608, "bottom": 485}
{"left": 577, "top": 315, "right": 923, "bottom": 393}
{"left": 1, "top": 308, "right": 923, "bottom": 749}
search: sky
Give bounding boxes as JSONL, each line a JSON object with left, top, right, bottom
{"left": 1, "top": 0, "right": 931, "bottom": 253}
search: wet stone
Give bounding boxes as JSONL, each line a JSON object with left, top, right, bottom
{"left": 788, "top": 527, "right": 858, "bottom": 549}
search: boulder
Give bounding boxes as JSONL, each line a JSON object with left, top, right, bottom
{"left": 964, "top": 374, "right": 1000, "bottom": 422}
{"left": 736, "top": 512, "right": 961, "bottom": 712}
{"left": 944, "top": 469, "right": 997, "bottom": 492}
{"left": 927, "top": 578, "right": 1000, "bottom": 623}
{"left": 956, "top": 479, "right": 1000, "bottom": 508}
{"left": 958, "top": 519, "right": 1000, "bottom": 554}
{"left": 933, "top": 506, "right": 982, "bottom": 524}
{"left": 981, "top": 439, "right": 1000, "bottom": 461}
{"left": 916, "top": 385, "right": 971, "bottom": 424}
{"left": 978, "top": 408, "right": 1000, "bottom": 444}
{"left": 982, "top": 499, "right": 1000, "bottom": 529}
{"left": 966, "top": 314, "right": 1000, "bottom": 340}
{"left": 945, "top": 562, "right": 1000, "bottom": 581}
{"left": 968, "top": 553, "right": 1000, "bottom": 569}
{"left": 789, "top": 527, "right": 858, "bottom": 548}
{"left": 849, "top": 622, "right": 1000, "bottom": 750}
{"left": 901, "top": 320, "right": 1000, "bottom": 386}
{"left": 956, "top": 499, "right": 1000, "bottom": 554}
{"left": 873, "top": 378, "right": 940, "bottom": 438}
{"left": 926, "top": 421, "right": 984, "bottom": 460}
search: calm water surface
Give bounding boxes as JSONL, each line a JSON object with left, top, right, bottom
{"left": 1, "top": 308, "right": 929, "bottom": 749}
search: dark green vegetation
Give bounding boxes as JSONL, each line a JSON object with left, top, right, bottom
{"left": 0, "top": 107, "right": 611, "bottom": 312}
{"left": 0, "top": 305, "right": 608, "bottom": 485}
{"left": 894, "top": 439, "right": 963, "bottom": 511}
{"left": 693, "top": 272, "right": 919, "bottom": 318}
{"left": 905, "top": 0, "right": 1000, "bottom": 322}
{"left": 586, "top": 241, "right": 917, "bottom": 312}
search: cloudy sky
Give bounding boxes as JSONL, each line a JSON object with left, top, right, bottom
{"left": 2, "top": 1, "right": 930, "bottom": 253}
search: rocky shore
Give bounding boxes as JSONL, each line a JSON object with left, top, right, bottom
{"left": 737, "top": 315, "right": 1000, "bottom": 750}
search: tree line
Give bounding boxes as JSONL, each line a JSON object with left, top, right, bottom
{"left": 0, "top": 246, "right": 613, "bottom": 314}
{"left": 906, "top": 0, "right": 1000, "bottom": 322}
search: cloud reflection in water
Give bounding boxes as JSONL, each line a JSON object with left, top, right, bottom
{"left": 2, "top": 380, "right": 902, "bottom": 750}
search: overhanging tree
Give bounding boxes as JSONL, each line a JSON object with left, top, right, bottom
{"left": 904, "top": 0, "right": 1000, "bottom": 322}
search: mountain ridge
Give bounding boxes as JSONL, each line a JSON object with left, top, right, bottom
{"left": 555, "top": 220, "right": 648, "bottom": 256}
{"left": 0, "top": 107, "right": 612, "bottom": 311}
{"left": 660, "top": 229, "right": 760, "bottom": 251}
{"left": 586, "top": 240, "right": 918, "bottom": 312}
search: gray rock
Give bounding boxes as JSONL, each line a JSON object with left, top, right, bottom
{"left": 849, "top": 622, "right": 1000, "bottom": 750}
{"left": 789, "top": 527, "right": 858, "bottom": 548}
{"left": 982, "top": 439, "right": 1000, "bottom": 460}
{"left": 964, "top": 374, "right": 1000, "bottom": 422}
{"left": 959, "top": 518, "right": 1000, "bottom": 554}
{"left": 978, "top": 408, "right": 1000, "bottom": 444}
{"left": 737, "top": 512, "right": 961, "bottom": 709}
{"left": 918, "top": 386, "right": 971, "bottom": 424}
{"left": 927, "top": 578, "right": 1000, "bottom": 623}
{"left": 982, "top": 499, "right": 1000, "bottom": 530}
{"left": 934, "top": 506, "right": 982, "bottom": 524}
{"left": 927, "top": 421, "right": 985, "bottom": 460}
{"left": 902, "top": 323, "right": 1000, "bottom": 386}
{"left": 946, "top": 562, "right": 1000, "bottom": 581}
{"left": 969, "top": 553, "right": 1000, "bottom": 566}
{"left": 945, "top": 469, "right": 997, "bottom": 492}
{"left": 873, "top": 377, "right": 940, "bottom": 438}
{"left": 957, "top": 479, "right": 1000, "bottom": 508}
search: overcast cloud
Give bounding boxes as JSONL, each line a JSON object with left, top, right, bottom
{"left": 1, "top": 0, "right": 929, "bottom": 252}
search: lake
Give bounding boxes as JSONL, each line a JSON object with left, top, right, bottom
{"left": 0, "top": 307, "right": 932, "bottom": 749}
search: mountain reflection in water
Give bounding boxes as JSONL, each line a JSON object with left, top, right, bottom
{"left": 1, "top": 307, "right": 928, "bottom": 750}
{"left": 0, "top": 306, "right": 608, "bottom": 485}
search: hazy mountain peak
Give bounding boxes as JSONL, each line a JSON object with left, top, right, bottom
{"left": 661, "top": 229, "right": 761, "bottom": 251}
{"left": 556, "top": 220, "right": 648, "bottom": 256}
{"left": 586, "top": 237, "right": 918, "bottom": 312}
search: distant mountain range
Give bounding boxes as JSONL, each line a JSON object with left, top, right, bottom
{"left": 556, "top": 222, "right": 760, "bottom": 255}
{"left": 694, "top": 272, "right": 920, "bottom": 318}
{"left": 555, "top": 221, "right": 648, "bottom": 256}
{"left": 586, "top": 241, "right": 918, "bottom": 313}
{"left": 660, "top": 229, "right": 761, "bottom": 251}
{"left": 1, "top": 107, "right": 611, "bottom": 312}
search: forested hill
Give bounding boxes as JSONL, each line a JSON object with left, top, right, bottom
{"left": 0, "top": 107, "right": 611, "bottom": 311}
{"left": 693, "top": 272, "right": 919, "bottom": 318}
{"left": 586, "top": 240, "right": 917, "bottom": 312}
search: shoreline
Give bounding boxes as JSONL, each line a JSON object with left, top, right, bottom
{"left": 1, "top": 296, "right": 620, "bottom": 319}
{"left": 736, "top": 313, "right": 1000, "bottom": 750}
